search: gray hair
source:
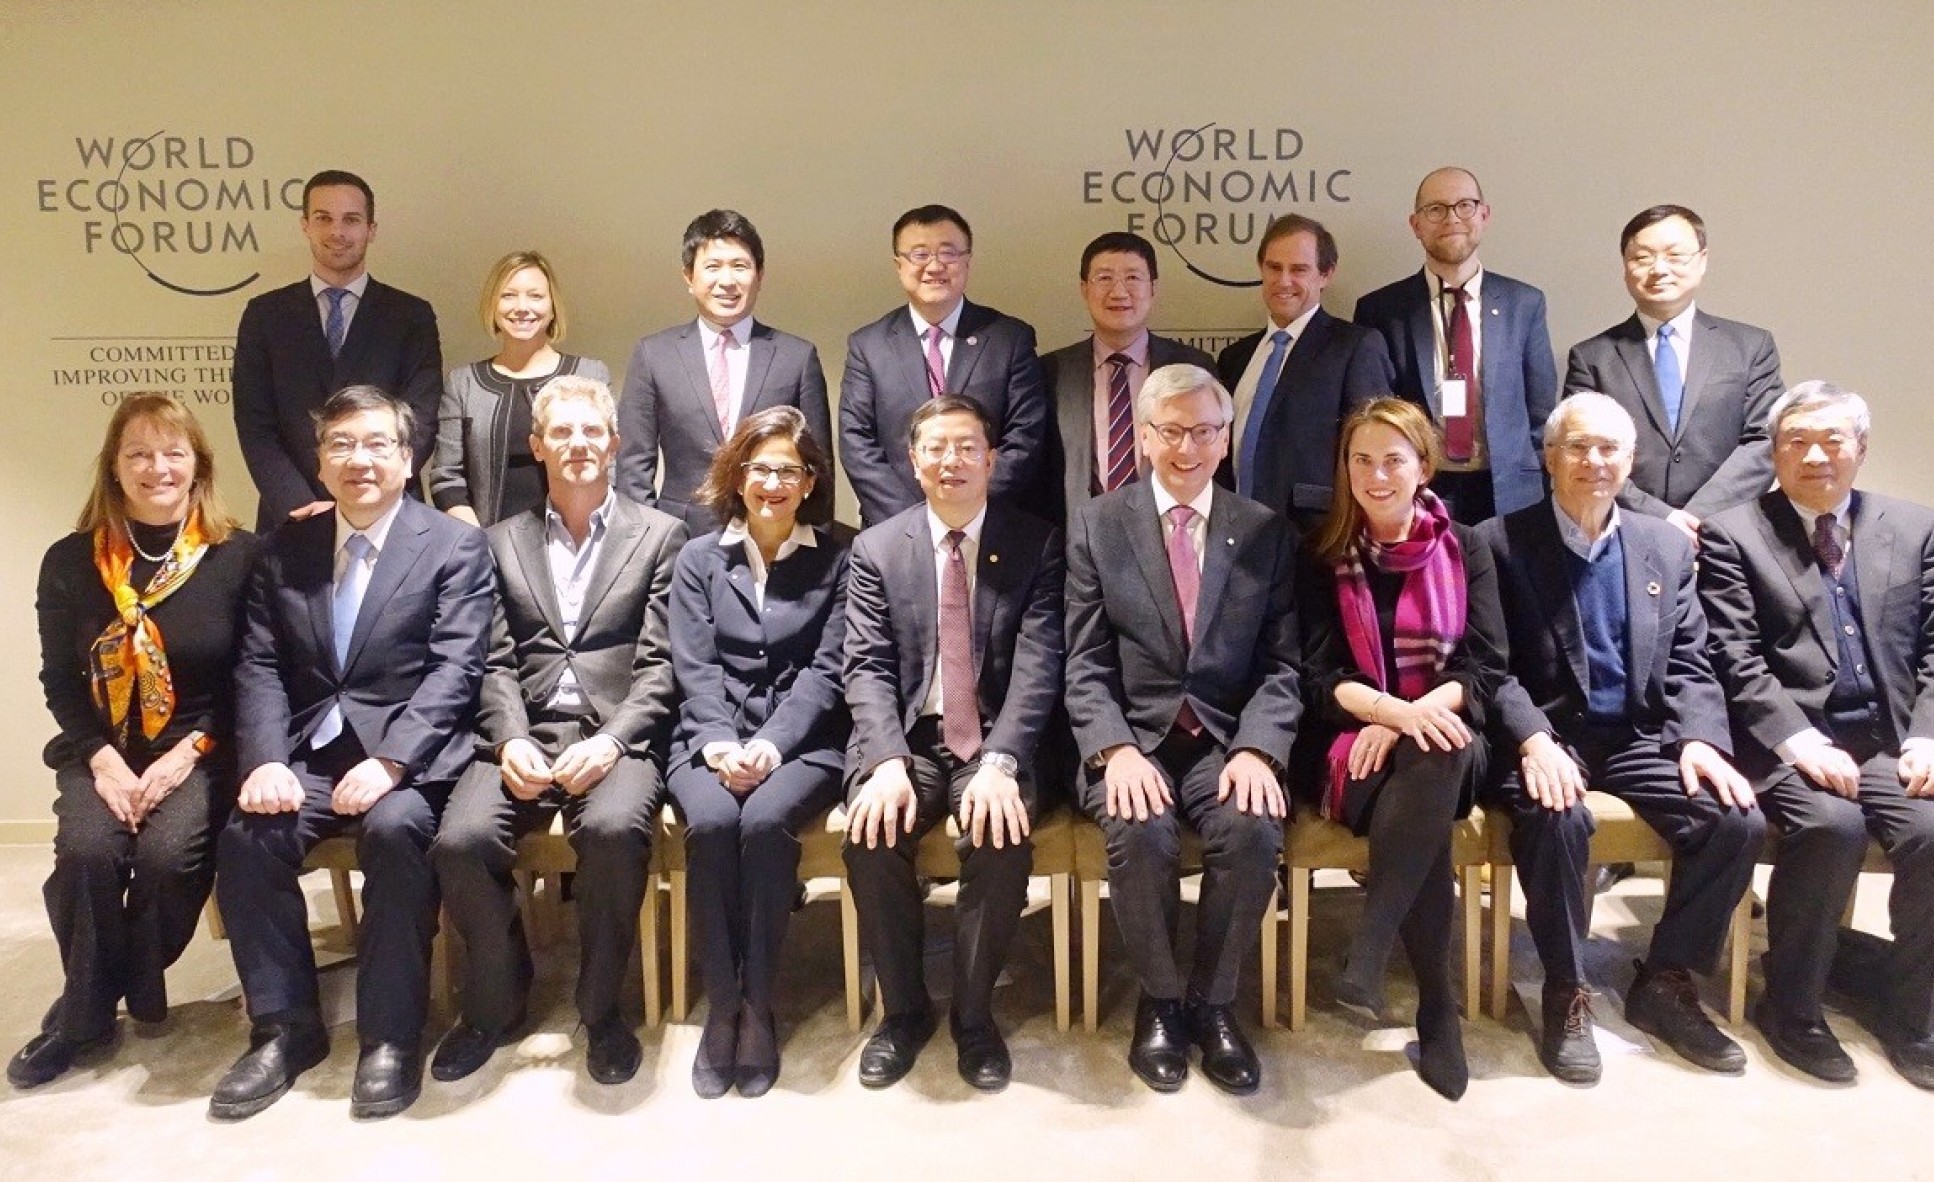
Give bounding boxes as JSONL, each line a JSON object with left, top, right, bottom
{"left": 531, "top": 374, "right": 618, "bottom": 436}
{"left": 1767, "top": 380, "right": 1870, "bottom": 443}
{"left": 1543, "top": 390, "right": 1636, "bottom": 450}
{"left": 1135, "top": 363, "right": 1234, "bottom": 426}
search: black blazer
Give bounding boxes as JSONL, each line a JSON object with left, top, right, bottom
{"left": 1477, "top": 501, "right": 1731, "bottom": 753}
{"left": 478, "top": 494, "right": 688, "bottom": 759}
{"left": 234, "top": 497, "right": 494, "bottom": 784}
{"left": 842, "top": 502, "right": 1064, "bottom": 783}
{"left": 615, "top": 319, "right": 832, "bottom": 533}
{"left": 669, "top": 524, "right": 851, "bottom": 770}
{"left": 1700, "top": 490, "right": 1934, "bottom": 780}
{"left": 1215, "top": 308, "right": 1397, "bottom": 519}
{"left": 1039, "top": 332, "right": 1214, "bottom": 524}
{"left": 231, "top": 277, "right": 443, "bottom": 529}
{"left": 1064, "top": 482, "right": 1301, "bottom": 765}
{"left": 838, "top": 300, "right": 1047, "bottom": 527}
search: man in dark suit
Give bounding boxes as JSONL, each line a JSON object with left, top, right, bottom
{"left": 211, "top": 386, "right": 493, "bottom": 1121}
{"left": 430, "top": 376, "right": 686, "bottom": 1088}
{"left": 1040, "top": 231, "right": 1212, "bottom": 523}
{"left": 231, "top": 170, "right": 443, "bottom": 530}
{"left": 1355, "top": 167, "right": 1558, "bottom": 523}
{"left": 1216, "top": 213, "right": 1397, "bottom": 532}
{"left": 1699, "top": 381, "right": 1934, "bottom": 1089}
{"left": 615, "top": 209, "right": 832, "bottom": 532}
{"left": 842, "top": 395, "right": 1064, "bottom": 1092}
{"left": 1479, "top": 391, "right": 1765, "bottom": 1087}
{"left": 1064, "top": 364, "right": 1298, "bottom": 1095}
{"left": 1564, "top": 204, "right": 1784, "bottom": 545}
{"left": 838, "top": 204, "right": 1047, "bottom": 527}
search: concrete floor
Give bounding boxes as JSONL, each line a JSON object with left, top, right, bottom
{"left": 0, "top": 847, "right": 1926, "bottom": 1182}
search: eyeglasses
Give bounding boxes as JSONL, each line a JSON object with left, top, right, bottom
{"left": 322, "top": 434, "right": 401, "bottom": 461}
{"left": 915, "top": 440, "right": 987, "bottom": 463}
{"left": 1624, "top": 249, "right": 1704, "bottom": 271}
{"left": 1415, "top": 199, "right": 1483, "bottom": 224}
{"left": 1146, "top": 422, "right": 1227, "bottom": 448}
{"left": 896, "top": 247, "right": 971, "bottom": 267}
{"left": 741, "top": 462, "right": 810, "bottom": 486}
{"left": 1084, "top": 272, "right": 1152, "bottom": 291}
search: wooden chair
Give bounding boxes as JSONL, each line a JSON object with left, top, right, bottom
{"left": 1723, "top": 832, "right": 1891, "bottom": 1023}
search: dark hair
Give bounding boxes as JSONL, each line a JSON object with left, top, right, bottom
{"left": 1619, "top": 204, "right": 1706, "bottom": 254}
{"left": 691, "top": 406, "right": 835, "bottom": 528}
{"left": 892, "top": 204, "right": 972, "bottom": 250}
{"left": 1308, "top": 397, "right": 1441, "bottom": 565}
{"left": 681, "top": 209, "right": 765, "bottom": 272}
{"left": 303, "top": 169, "right": 375, "bottom": 220}
{"left": 907, "top": 393, "right": 996, "bottom": 450}
{"left": 1080, "top": 231, "right": 1158, "bottom": 281}
{"left": 312, "top": 384, "right": 415, "bottom": 451}
{"left": 1256, "top": 212, "right": 1338, "bottom": 273}
{"left": 79, "top": 393, "right": 238, "bottom": 543}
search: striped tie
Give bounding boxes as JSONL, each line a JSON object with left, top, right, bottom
{"left": 1103, "top": 353, "right": 1137, "bottom": 491}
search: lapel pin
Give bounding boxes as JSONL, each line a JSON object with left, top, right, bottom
{"left": 1225, "top": 537, "right": 1235, "bottom": 546}
{"left": 966, "top": 336, "right": 978, "bottom": 346}
{"left": 1646, "top": 580, "right": 1661, "bottom": 596}
{"left": 988, "top": 552, "right": 999, "bottom": 563}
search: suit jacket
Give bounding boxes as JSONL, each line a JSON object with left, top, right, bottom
{"left": 1353, "top": 270, "right": 1558, "bottom": 516}
{"left": 838, "top": 300, "right": 1047, "bottom": 527}
{"left": 1064, "top": 482, "right": 1301, "bottom": 765}
{"left": 1477, "top": 501, "right": 1731, "bottom": 753}
{"left": 842, "top": 502, "right": 1064, "bottom": 783}
{"left": 232, "top": 277, "right": 443, "bottom": 530}
{"left": 615, "top": 319, "right": 831, "bottom": 533}
{"left": 1215, "top": 308, "right": 1397, "bottom": 520}
{"left": 1563, "top": 310, "right": 1783, "bottom": 519}
{"left": 668, "top": 524, "right": 851, "bottom": 768}
{"left": 477, "top": 493, "right": 688, "bottom": 759}
{"left": 234, "top": 497, "right": 494, "bottom": 784}
{"left": 1040, "top": 332, "right": 1214, "bottom": 523}
{"left": 1700, "top": 490, "right": 1934, "bottom": 780}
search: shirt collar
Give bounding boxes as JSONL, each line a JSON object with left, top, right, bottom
{"left": 926, "top": 504, "right": 987, "bottom": 551}
{"left": 334, "top": 496, "right": 404, "bottom": 558}
{"left": 1551, "top": 497, "right": 1622, "bottom": 562}
{"left": 1265, "top": 303, "right": 1322, "bottom": 338}
{"left": 1637, "top": 302, "right": 1698, "bottom": 341}
{"left": 1787, "top": 493, "right": 1854, "bottom": 538}
{"left": 1090, "top": 330, "right": 1150, "bottom": 369}
{"left": 311, "top": 272, "right": 370, "bottom": 300}
{"left": 910, "top": 301, "right": 966, "bottom": 340}
{"left": 697, "top": 316, "right": 754, "bottom": 349}
{"left": 719, "top": 518, "right": 818, "bottom": 560}
{"left": 1429, "top": 265, "right": 1484, "bottom": 301}
{"left": 1151, "top": 477, "right": 1215, "bottom": 523}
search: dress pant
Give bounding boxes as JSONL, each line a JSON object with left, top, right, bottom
{"left": 433, "top": 717, "right": 662, "bottom": 1032}
{"left": 44, "top": 758, "right": 228, "bottom": 1040}
{"left": 216, "top": 732, "right": 448, "bottom": 1047}
{"left": 843, "top": 719, "right": 1037, "bottom": 1029}
{"left": 667, "top": 748, "right": 842, "bottom": 1015}
{"left": 1758, "top": 751, "right": 1934, "bottom": 1036}
{"left": 1077, "top": 729, "right": 1283, "bottom": 1007}
{"left": 1485, "top": 721, "right": 1766, "bottom": 987}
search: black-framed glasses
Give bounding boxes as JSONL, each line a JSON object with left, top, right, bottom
{"left": 1146, "top": 422, "right": 1226, "bottom": 447}
{"left": 741, "top": 462, "right": 810, "bottom": 486}
{"left": 1415, "top": 199, "right": 1482, "bottom": 224}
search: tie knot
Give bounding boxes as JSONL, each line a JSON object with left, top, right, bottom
{"left": 716, "top": 329, "right": 735, "bottom": 351}
{"left": 1168, "top": 505, "right": 1197, "bottom": 530}
{"left": 945, "top": 528, "right": 966, "bottom": 552}
{"left": 928, "top": 325, "right": 946, "bottom": 345}
{"left": 1449, "top": 283, "right": 1470, "bottom": 305}
{"left": 1813, "top": 514, "right": 1836, "bottom": 545}
{"left": 1658, "top": 323, "right": 1674, "bottom": 341}
{"left": 344, "top": 533, "right": 372, "bottom": 562}
{"left": 1106, "top": 352, "right": 1132, "bottom": 371}
{"left": 1271, "top": 329, "right": 1290, "bottom": 346}
{"left": 325, "top": 287, "right": 348, "bottom": 308}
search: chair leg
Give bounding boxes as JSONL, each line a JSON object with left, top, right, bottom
{"left": 542, "top": 872, "right": 565, "bottom": 948}
{"left": 1081, "top": 879, "right": 1102, "bottom": 1033}
{"left": 1260, "top": 883, "right": 1280, "bottom": 1030}
{"left": 840, "top": 880, "right": 862, "bottom": 1033}
{"left": 515, "top": 870, "right": 540, "bottom": 949}
{"left": 1488, "top": 863, "right": 1513, "bottom": 1020}
{"left": 1460, "top": 863, "right": 1482, "bottom": 1018}
{"left": 640, "top": 871, "right": 663, "bottom": 1028}
{"left": 1288, "top": 867, "right": 1310, "bottom": 1032}
{"left": 203, "top": 894, "right": 228, "bottom": 942}
{"left": 1726, "top": 888, "right": 1754, "bottom": 1026}
{"left": 669, "top": 868, "right": 690, "bottom": 1022}
{"left": 1051, "top": 872, "right": 1072, "bottom": 1032}
{"left": 432, "top": 906, "right": 455, "bottom": 1005}
{"left": 330, "top": 868, "right": 360, "bottom": 944}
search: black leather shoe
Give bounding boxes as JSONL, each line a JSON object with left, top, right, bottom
{"left": 430, "top": 1016, "right": 520, "bottom": 1083}
{"left": 586, "top": 1017, "right": 642, "bottom": 1086}
{"left": 1187, "top": 1001, "right": 1260, "bottom": 1095}
{"left": 7, "top": 1028, "right": 114, "bottom": 1089}
{"left": 1752, "top": 997, "right": 1855, "bottom": 1083}
{"left": 734, "top": 1005, "right": 780, "bottom": 1098}
{"left": 951, "top": 1017, "right": 1011, "bottom": 1093}
{"left": 350, "top": 1042, "right": 423, "bottom": 1120}
{"left": 1127, "top": 996, "right": 1190, "bottom": 1093}
{"left": 209, "top": 1019, "right": 329, "bottom": 1120}
{"left": 1539, "top": 982, "right": 1601, "bottom": 1085}
{"left": 1879, "top": 1024, "right": 1934, "bottom": 1090}
{"left": 1625, "top": 961, "right": 1745, "bottom": 1074}
{"left": 857, "top": 1009, "right": 937, "bottom": 1089}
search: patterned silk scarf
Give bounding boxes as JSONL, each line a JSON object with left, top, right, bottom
{"left": 87, "top": 510, "right": 210, "bottom": 746}
{"left": 1324, "top": 491, "right": 1466, "bottom": 815}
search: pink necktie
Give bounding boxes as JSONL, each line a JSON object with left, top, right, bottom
{"left": 924, "top": 325, "right": 947, "bottom": 399}
{"left": 1167, "top": 506, "right": 1204, "bottom": 735}
{"left": 710, "top": 330, "right": 735, "bottom": 434}
{"left": 1103, "top": 353, "right": 1137, "bottom": 492}
{"left": 1444, "top": 285, "right": 1479, "bottom": 461}
{"left": 939, "top": 530, "right": 981, "bottom": 759}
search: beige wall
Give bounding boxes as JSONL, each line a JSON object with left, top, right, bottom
{"left": 4, "top": 1, "right": 1930, "bottom": 834}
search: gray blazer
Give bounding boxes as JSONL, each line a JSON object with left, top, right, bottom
{"left": 1700, "top": 490, "right": 1934, "bottom": 780}
{"left": 476, "top": 493, "right": 688, "bottom": 758}
{"left": 426, "top": 354, "right": 610, "bottom": 527}
{"left": 1040, "top": 332, "right": 1213, "bottom": 523}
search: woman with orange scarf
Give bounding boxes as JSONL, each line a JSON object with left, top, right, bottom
{"left": 10, "top": 394, "right": 258, "bottom": 1089}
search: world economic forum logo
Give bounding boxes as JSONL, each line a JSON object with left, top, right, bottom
{"left": 35, "top": 130, "right": 305, "bottom": 297}
{"left": 1080, "top": 121, "right": 1354, "bottom": 288}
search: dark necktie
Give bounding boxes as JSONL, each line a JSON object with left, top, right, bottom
{"left": 1103, "top": 352, "right": 1137, "bottom": 492}
{"left": 1444, "top": 284, "right": 1480, "bottom": 461}
{"left": 939, "top": 529, "right": 981, "bottom": 759}
{"left": 1239, "top": 330, "right": 1291, "bottom": 498}
{"left": 1166, "top": 505, "right": 1204, "bottom": 735}
{"left": 323, "top": 287, "right": 349, "bottom": 359}
{"left": 1655, "top": 323, "right": 1684, "bottom": 434}
{"left": 1813, "top": 513, "right": 1845, "bottom": 580}
{"left": 924, "top": 325, "right": 947, "bottom": 399}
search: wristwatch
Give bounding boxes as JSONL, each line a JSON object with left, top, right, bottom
{"left": 980, "top": 751, "right": 1019, "bottom": 778}
{"left": 187, "top": 730, "right": 217, "bottom": 758}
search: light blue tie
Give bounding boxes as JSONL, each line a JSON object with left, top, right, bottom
{"left": 1238, "top": 329, "right": 1291, "bottom": 498}
{"left": 313, "top": 533, "right": 372, "bottom": 748}
{"left": 323, "top": 287, "right": 349, "bottom": 358}
{"left": 1655, "top": 322, "right": 1684, "bottom": 434}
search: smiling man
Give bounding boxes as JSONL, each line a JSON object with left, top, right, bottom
{"left": 232, "top": 170, "right": 443, "bottom": 529}
{"left": 616, "top": 209, "right": 830, "bottom": 532}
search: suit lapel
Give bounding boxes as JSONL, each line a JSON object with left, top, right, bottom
{"left": 297, "top": 518, "right": 338, "bottom": 670}
{"left": 1409, "top": 277, "right": 1440, "bottom": 416}
{"left": 675, "top": 323, "right": 725, "bottom": 444}
{"left": 742, "top": 323, "right": 778, "bottom": 416}
{"left": 344, "top": 501, "right": 428, "bottom": 673}
{"left": 1623, "top": 527, "right": 1665, "bottom": 698}
{"left": 906, "top": 513, "right": 939, "bottom": 703}
{"left": 1677, "top": 312, "right": 1718, "bottom": 430}
{"left": 1763, "top": 493, "right": 1834, "bottom": 655}
{"left": 577, "top": 501, "right": 647, "bottom": 626}
{"left": 1192, "top": 493, "right": 1240, "bottom": 651}
{"left": 508, "top": 511, "right": 568, "bottom": 637}
{"left": 1611, "top": 317, "right": 1672, "bottom": 439}
{"left": 1525, "top": 512, "right": 1592, "bottom": 698}
{"left": 972, "top": 506, "right": 1004, "bottom": 671}
{"left": 1851, "top": 491, "right": 1893, "bottom": 649}
{"left": 333, "top": 279, "right": 379, "bottom": 373}
{"left": 1124, "top": 484, "right": 1187, "bottom": 653}
{"left": 947, "top": 302, "right": 988, "bottom": 393}
{"left": 889, "top": 314, "right": 933, "bottom": 405}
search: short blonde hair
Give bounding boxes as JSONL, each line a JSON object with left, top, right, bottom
{"left": 477, "top": 250, "right": 568, "bottom": 343}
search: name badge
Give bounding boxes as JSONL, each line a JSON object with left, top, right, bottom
{"left": 1441, "top": 378, "right": 1469, "bottom": 417}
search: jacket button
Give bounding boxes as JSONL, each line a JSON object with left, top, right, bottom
{"left": 1672, "top": 450, "right": 1683, "bottom": 462}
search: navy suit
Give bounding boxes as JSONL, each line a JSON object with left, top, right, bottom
{"left": 1215, "top": 309, "right": 1397, "bottom": 527}
{"left": 1354, "top": 270, "right": 1558, "bottom": 518}
{"left": 838, "top": 301, "right": 1047, "bottom": 527}
{"left": 232, "top": 278, "right": 443, "bottom": 529}
{"left": 218, "top": 498, "right": 493, "bottom": 1046}
{"left": 615, "top": 320, "right": 832, "bottom": 533}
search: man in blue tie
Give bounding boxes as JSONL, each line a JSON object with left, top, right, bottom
{"left": 1563, "top": 205, "right": 1784, "bottom": 548}
{"left": 1215, "top": 214, "right": 1396, "bottom": 534}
